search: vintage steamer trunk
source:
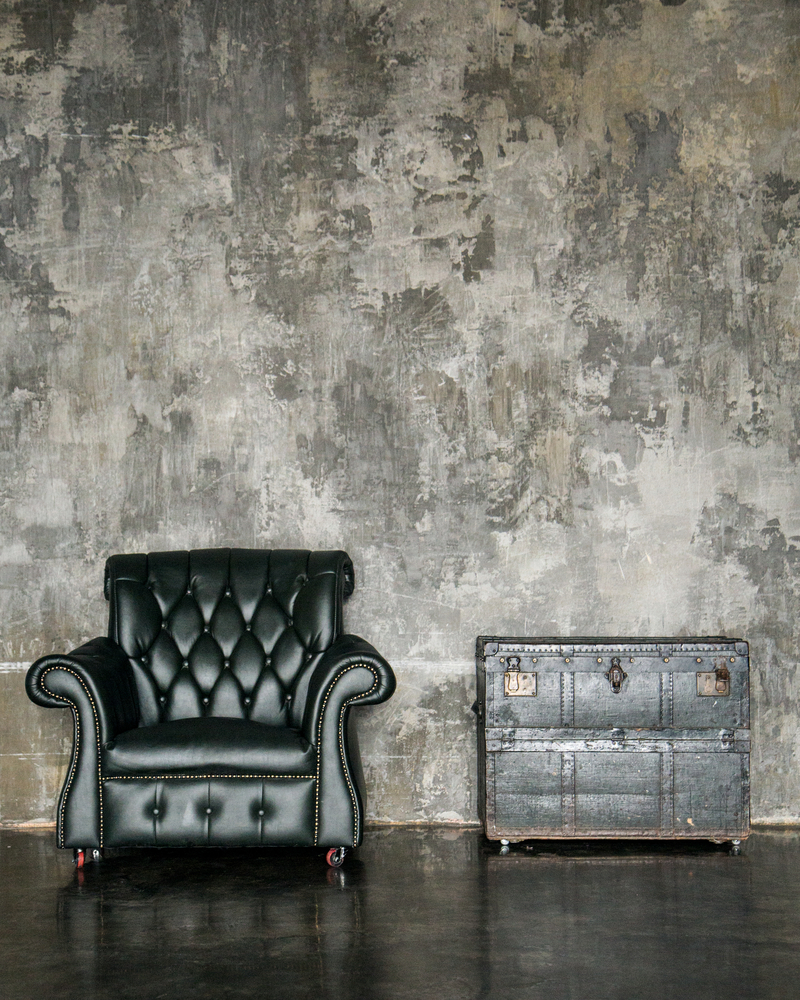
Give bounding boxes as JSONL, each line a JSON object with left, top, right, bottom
{"left": 476, "top": 637, "right": 750, "bottom": 845}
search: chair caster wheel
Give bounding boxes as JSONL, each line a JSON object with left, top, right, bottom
{"left": 73, "top": 848, "right": 103, "bottom": 868}
{"left": 326, "top": 847, "right": 347, "bottom": 868}
{"left": 730, "top": 839, "right": 742, "bottom": 856}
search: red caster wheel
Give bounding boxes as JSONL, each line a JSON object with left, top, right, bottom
{"left": 325, "top": 847, "right": 347, "bottom": 868}
{"left": 73, "top": 848, "right": 102, "bottom": 868}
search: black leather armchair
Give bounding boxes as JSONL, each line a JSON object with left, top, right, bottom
{"left": 26, "top": 549, "right": 395, "bottom": 866}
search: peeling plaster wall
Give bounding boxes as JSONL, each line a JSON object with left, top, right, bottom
{"left": 2, "top": 0, "right": 800, "bottom": 825}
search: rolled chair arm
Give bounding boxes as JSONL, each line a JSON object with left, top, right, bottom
{"left": 27, "top": 637, "right": 140, "bottom": 741}
{"left": 298, "top": 634, "right": 395, "bottom": 848}
{"left": 26, "top": 637, "right": 140, "bottom": 849}
{"left": 301, "top": 634, "right": 395, "bottom": 743}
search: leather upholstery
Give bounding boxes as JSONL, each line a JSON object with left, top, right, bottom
{"left": 26, "top": 549, "right": 395, "bottom": 852}
{"left": 102, "top": 776, "right": 318, "bottom": 848}
{"left": 105, "top": 549, "right": 353, "bottom": 728}
{"left": 102, "top": 718, "right": 315, "bottom": 776}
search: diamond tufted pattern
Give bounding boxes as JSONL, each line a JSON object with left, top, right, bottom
{"left": 106, "top": 549, "right": 352, "bottom": 728}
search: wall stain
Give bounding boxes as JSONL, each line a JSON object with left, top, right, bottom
{"left": 761, "top": 172, "right": 800, "bottom": 245}
{"left": 516, "top": 0, "right": 640, "bottom": 30}
{"left": 437, "top": 115, "right": 484, "bottom": 180}
{"left": 120, "top": 412, "right": 166, "bottom": 535}
{"left": 374, "top": 285, "right": 455, "bottom": 368}
{"left": 296, "top": 429, "right": 344, "bottom": 490}
{"left": 56, "top": 133, "right": 81, "bottom": 232}
{"left": 0, "top": 129, "right": 46, "bottom": 230}
{"left": 694, "top": 496, "right": 800, "bottom": 608}
{"left": 14, "top": 0, "right": 77, "bottom": 67}
{"left": 626, "top": 111, "right": 683, "bottom": 204}
{"left": 461, "top": 214, "right": 495, "bottom": 282}
{"left": 417, "top": 371, "right": 468, "bottom": 439}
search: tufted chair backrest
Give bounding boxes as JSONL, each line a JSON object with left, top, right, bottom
{"left": 105, "top": 549, "right": 354, "bottom": 729}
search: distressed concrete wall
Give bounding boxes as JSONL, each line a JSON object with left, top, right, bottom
{"left": 1, "top": 0, "right": 800, "bottom": 826}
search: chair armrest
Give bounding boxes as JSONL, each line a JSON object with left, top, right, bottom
{"left": 26, "top": 637, "right": 140, "bottom": 743}
{"left": 300, "top": 634, "right": 395, "bottom": 745}
{"left": 298, "top": 634, "right": 395, "bottom": 847}
{"left": 26, "top": 637, "right": 140, "bottom": 849}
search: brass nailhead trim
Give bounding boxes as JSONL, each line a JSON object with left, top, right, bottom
{"left": 313, "top": 663, "right": 379, "bottom": 848}
{"left": 103, "top": 773, "right": 315, "bottom": 781}
{"left": 41, "top": 666, "right": 104, "bottom": 849}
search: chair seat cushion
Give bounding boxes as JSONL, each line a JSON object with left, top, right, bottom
{"left": 102, "top": 717, "right": 316, "bottom": 778}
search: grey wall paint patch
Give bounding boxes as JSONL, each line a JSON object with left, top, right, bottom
{"left": 2, "top": 0, "right": 800, "bottom": 824}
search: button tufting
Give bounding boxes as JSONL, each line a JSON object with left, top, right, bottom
{"left": 266, "top": 586, "right": 272, "bottom": 595}
{"left": 244, "top": 697, "right": 251, "bottom": 705}
{"left": 183, "top": 660, "right": 189, "bottom": 668}
{"left": 206, "top": 808, "right": 212, "bottom": 815}
{"left": 203, "top": 697, "right": 209, "bottom": 705}
{"left": 258, "top": 809, "right": 265, "bottom": 816}
{"left": 225, "top": 588, "right": 231, "bottom": 597}
{"left": 287, "top": 618, "right": 293, "bottom": 627}
{"left": 161, "top": 622, "right": 167, "bottom": 629}
{"left": 204, "top": 625, "right": 210, "bottom": 633}
{"left": 264, "top": 656, "right": 272, "bottom": 665}
{"left": 186, "top": 589, "right": 192, "bottom": 595}
{"left": 246, "top": 624, "right": 252, "bottom": 631}
{"left": 141, "top": 655, "right": 148, "bottom": 664}
{"left": 153, "top": 808, "right": 159, "bottom": 816}
{"left": 224, "top": 660, "right": 230, "bottom": 668}
{"left": 159, "top": 696, "right": 166, "bottom": 704}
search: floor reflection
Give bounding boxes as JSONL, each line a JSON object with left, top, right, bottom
{"left": 55, "top": 848, "right": 373, "bottom": 1000}
{"left": 2, "top": 828, "right": 800, "bottom": 1000}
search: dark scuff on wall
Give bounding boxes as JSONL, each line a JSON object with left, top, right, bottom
{"left": 2, "top": 0, "right": 800, "bottom": 824}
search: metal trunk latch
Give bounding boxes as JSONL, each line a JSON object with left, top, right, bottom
{"left": 503, "top": 656, "right": 537, "bottom": 697}
{"left": 697, "top": 659, "right": 731, "bottom": 697}
{"left": 605, "top": 656, "right": 627, "bottom": 694}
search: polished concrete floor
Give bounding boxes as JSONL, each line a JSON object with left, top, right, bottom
{"left": 1, "top": 826, "right": 799, "bottom": 1000}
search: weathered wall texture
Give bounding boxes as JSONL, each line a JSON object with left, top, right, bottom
{"left": 2, "top": 0, "right": 800, "bottom": 825}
